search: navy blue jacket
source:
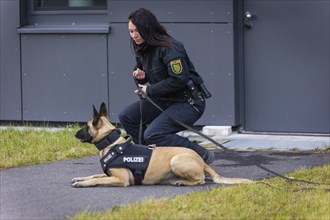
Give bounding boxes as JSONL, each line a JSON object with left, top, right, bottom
{"left": 134, "top": 38, "right": 204, "bottom": 101}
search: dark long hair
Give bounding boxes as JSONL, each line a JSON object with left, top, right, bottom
{"left": 128, "top": 8, "right": 172, "bottom": 49}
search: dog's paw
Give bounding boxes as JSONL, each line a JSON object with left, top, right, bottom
{"left": 72, "top": 181, "right": 96, "bottom": 188}
{"left": 174, "top": 180, "right": 184, "bottom": 186}
{"left": 72, "top": 181, "right": 84, "bottom": 188}
{"left": 71, "top": 177, "right": 84, "bottom": 184}
{"left": 71, "top": 179, "right": 90, "bottom": 187}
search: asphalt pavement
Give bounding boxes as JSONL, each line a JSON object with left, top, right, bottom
{"left": 1, "top": 149, "right": 329, "bottom": 220}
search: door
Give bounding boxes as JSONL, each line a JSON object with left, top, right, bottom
{"left": 243, "top": 0, "right": 329, "bottom": 134}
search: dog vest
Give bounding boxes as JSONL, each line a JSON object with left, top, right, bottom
{"left": 100, "top": 138, "right": 153, "bottom": 185}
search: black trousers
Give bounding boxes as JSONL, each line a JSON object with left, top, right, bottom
{"left": 118, "top": 97, "right": 208, "bottom": 158}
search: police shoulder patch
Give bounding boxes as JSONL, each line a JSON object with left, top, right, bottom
{"left": 170, "top": 59, "right": 183, "bottom": 74}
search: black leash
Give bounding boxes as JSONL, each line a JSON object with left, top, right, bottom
{"left": 138, "top": 97, "right": 143, "bottom": 145}
{"left": 138, "top": 89, "right": 327, "bottom": 186}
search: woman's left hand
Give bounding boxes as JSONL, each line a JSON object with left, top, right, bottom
{"left": 138, "top": 84, "right": 147, "bottom": 94}
{"left": 135, "top": 84, "right": 147, "bottom": 98}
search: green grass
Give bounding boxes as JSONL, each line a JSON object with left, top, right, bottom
{"left": 0, "top": 125, "right": 98, "bottom": 168}
{"left": 70, "top": 165, "right": 330, "bottom": 220}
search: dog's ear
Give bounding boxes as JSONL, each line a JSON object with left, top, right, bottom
{"left": 99, "top": 102, "right": 108, "bottom": 117}
{"left": 92, "top": 105, "right": 100, "bottom": 127}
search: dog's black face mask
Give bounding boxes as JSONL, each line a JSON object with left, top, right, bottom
{"left": 75, "top": 125, "right": 93, "bottom": 143}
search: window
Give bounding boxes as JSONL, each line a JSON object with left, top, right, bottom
{"left": 34, "top": 0, "right": 107, "bottom": 11}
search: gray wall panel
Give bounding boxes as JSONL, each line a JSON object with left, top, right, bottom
{"left": 21, "top": 34, "right": 108, "bottom": 122}
{"left": 107, "top": 23, "right": 235, "bottom": 125}
{"left": 0, "top": 0, "right": 22, "bottom": 120}
{"left": 106, "top": 1, "right": 236, "bottom": 125}
{"left": 107, "top": 24, "right": 137, "bottom": 121}
{"left": 15, "top": 0, "right": 236, "bottom": 125}
{"left": 108, "top": 0, "right": 233, "bottom": 23}
{"left": 165, "top": 23, "right": 235, "bottom": 125}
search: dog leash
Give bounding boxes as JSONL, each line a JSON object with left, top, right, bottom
{"left": 138, "top": 96, "right": 144, "bottom": 145}
{"left": 137, "top": 89, "right": 327, "bottom": 186}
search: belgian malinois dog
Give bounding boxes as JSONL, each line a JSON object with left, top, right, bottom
{"left": 71, "top": 103, "right": 252, "bottom": 187}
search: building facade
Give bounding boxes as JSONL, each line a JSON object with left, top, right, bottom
{"left": 0, "top": 0, "right": 329, "bottom": 134}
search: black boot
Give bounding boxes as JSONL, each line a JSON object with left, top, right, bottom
{"left": 188, "top": 142, "right": 214, "bottom": 165}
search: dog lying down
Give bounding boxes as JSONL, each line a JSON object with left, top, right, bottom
{"left": 72, "top": 103, "right": 252, "bottom": 187}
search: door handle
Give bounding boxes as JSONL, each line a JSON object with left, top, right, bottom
{"left": 244, "top": 11, "right": 254, "bottom": 29}
{"left": 244, "top": 11, "right": 253, "bottom": 21}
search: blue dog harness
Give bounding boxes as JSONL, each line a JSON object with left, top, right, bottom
{"left": 98, "top": 134, "right": 153, "bottom": 185}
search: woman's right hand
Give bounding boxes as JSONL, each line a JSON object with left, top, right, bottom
{"left": 133, "top": 68, "right": 145, "bottom": 80}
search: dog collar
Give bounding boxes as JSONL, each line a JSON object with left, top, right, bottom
{"left": 94, "top": 129, "right": 121, "bottom": 151}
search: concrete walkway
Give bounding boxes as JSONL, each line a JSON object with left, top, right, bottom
{"left": 222, "top": 133, "right": 330, "bottom": 151}
{"left": 179, "top": 130, "right": 330, "bottom": 151}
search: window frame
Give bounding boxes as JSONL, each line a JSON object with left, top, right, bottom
{"left": 32, "top": 0, "right": 108, "bottom": 15}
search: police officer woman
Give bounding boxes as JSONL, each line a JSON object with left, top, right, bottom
{"left": 118, "top": 8, "right": 214, "bottom": 164}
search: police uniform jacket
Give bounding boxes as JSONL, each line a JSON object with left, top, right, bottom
{"left": 134, "top": 37, "right": 204, "bottom": 102}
